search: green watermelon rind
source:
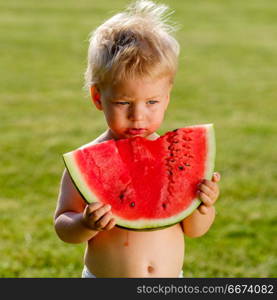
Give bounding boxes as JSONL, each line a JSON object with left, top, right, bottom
{"left": 62, "top": 124, "right": 216, "bottom": 230}
{"left": 204, "top": 123, "right": 216, "bottom": 180}
{"left": 114, "top": 198, "right": 201, "bottom": 230}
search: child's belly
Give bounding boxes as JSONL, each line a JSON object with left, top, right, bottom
{"left": 84, "top": 223, "right": 185, "bottom": 277}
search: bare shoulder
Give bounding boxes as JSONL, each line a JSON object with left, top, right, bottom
{"left": 92, "top": 130, "right": 114, "bottom": 144}
{"left": 54, "top": 169, "right": 86, "bottom": 219}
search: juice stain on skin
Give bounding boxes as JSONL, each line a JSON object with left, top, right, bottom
{"left": 124, "top": 231, "right": 129, "bottom": 246}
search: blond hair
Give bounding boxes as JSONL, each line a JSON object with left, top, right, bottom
{"left": 84, "top": 0, "right": 180, "bottom": 90}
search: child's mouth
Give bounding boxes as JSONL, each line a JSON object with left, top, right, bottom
{"left": 125, "top": 128, "right": 146, "bottom": 135}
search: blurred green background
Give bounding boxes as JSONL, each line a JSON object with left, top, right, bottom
{"left": 1, "top": 0, "right": 276, "bottom": 277}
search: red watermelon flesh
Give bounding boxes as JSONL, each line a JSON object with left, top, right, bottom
{"left": 63, "top": 124, "right": 215, "bottom": 230}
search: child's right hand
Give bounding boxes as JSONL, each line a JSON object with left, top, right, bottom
{"left": 82, "top": 202, "right": 116, "bottom": 231}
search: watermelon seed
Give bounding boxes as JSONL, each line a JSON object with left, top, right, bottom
{"left": 130, "top": 202, "right": 135, "bottom": 207}
{"left": 173, "top": 129, "right": 179, "bottom": 132}
{"left": 162, "top": 203, "right": 167, "bottom": 209}
{"left": 185, "top": 163, "right": 190, "bottom": 167}
{"left": 178, "top": 166, "right": 184, "bottom": 170}
{"left": 119, "top": 193, "right": 124, "bottom": 199}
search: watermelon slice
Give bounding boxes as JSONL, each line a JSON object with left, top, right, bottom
{"left": 63, "top": 124, "right": 215, "bottom": 230}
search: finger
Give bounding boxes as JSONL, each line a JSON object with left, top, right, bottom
{"left": 200, "top": 180, "right": 219, "bottom": 200}
{"left": 198, "top": 183, "right": 216, "bottom": 199}
{"left": 83, "top": 203, "right": 102, "bottom": 221}
{"left": 201, "top": 179, "right": 217, "bottom": 190}
{"left": 197, "top": 191, "right": 213, "bottom": 207}
{"left": 198, "top": 204, "right": 209, "bottom": 215}
{"left": 85, "top": 202, "right": 103, "bottom": 216}
{"left": 95, "top": 212, "right": 112, "bottom": 229}
{"left": 89, "top": 204, "right": 111, "bottom": 222}
{"left": 104, "top": 218, "right": 117, "bottom": 231}
{"left": 212, "top": 172, "right": 221, "bottom": 182}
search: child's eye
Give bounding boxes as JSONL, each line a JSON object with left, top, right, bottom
{"left": 147, "top": 100, "right": 158, "bottom": 105}
{"left": 115, "top": 101, "right": 129, "bottom": 105}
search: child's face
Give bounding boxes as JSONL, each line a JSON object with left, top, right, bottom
{"left": 92, "top": 76, "right": 172, "bottom": 140}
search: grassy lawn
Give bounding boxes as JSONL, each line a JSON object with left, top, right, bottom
{"left": 1, "top": 0, "right": 276, "bottom": 277}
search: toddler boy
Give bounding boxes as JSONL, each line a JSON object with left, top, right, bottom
{"left": 54, "top": 0, "right": 220, "bottom": 278}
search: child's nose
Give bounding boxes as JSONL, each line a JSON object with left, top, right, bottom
{"left": 128, "top": 105, "right": 144, "bottom": 121}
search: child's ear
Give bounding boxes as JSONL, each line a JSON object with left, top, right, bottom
{"left": 90, "top": 85, "right": 103, "bottom": 111}
{"left": 165, "top": 82, "right": 173, "bottom": 110}
{"left": 165, "top": 90, "right": 171, "bottom": 110}
{"left": 165, "top": 94, "right": 170, "bottom": 110}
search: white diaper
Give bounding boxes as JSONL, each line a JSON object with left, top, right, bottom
{"left": 82, "top": 265, "right": 183, "bottom": 278}
{"left": 82, "top": 266, "right": 96, "bottom": 278}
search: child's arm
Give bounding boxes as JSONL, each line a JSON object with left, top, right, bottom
{"left": 54, "top": 169, "right": 116, "bottom": 244}
{"left": 182, "top": 172, "right": 220, "bottom": 238}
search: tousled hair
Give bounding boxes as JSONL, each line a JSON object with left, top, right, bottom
{"left": 84, "top": 0, "right": 180, "bottom": 90}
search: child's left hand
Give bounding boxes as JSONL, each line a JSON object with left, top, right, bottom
{"left": 197, "top": 172, "right": 221, "bottom": 215}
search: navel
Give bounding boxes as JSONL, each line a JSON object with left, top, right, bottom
{"left": 147, "top": 265, "right": 154, "bottom": 274}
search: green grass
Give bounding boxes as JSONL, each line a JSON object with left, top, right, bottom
{"left": 1, "top": 0, "right": 276, "bottom": 277}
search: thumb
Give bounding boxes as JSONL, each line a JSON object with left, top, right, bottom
{"left": 212, "top": 172, "right": 221, "bottom": 182}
